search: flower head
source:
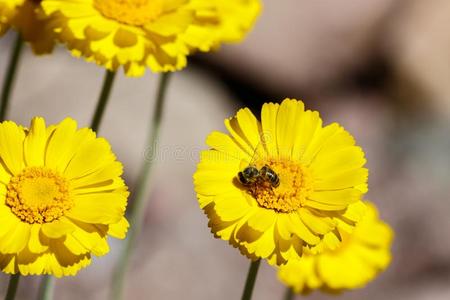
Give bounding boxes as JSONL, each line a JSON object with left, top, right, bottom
{"left": 194, "top": 99, "right": 368, "bottom": 265}
{"left": 0, "top": 117, "right": 129, "bottom": 277}
{"left": 0, "top": 0, "right": 56, "bottom": 54}
{"left": 41, "top": 0, "right": 261, "bottom": 76}
{"left": 0, "top": 0, "right": 24, "bottom": 35}
{"left": 278, "top": 202, "right": 394, "bottom": 293}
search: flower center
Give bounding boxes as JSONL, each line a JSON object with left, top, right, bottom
{"left": 251, "top": 159, "right": 313, "bottom": 213}
{"left": 94, "top": 0, "right": 164, "bottom": 26}
{"left": 6, "top": 167, "right": 72, "bottom": 224}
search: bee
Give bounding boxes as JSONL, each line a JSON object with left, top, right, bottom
{"left": 260, "top": 165, "right": 280, "bottom": 187}
{"left": 237, "top": 140, "right": 280, "bottom": 189}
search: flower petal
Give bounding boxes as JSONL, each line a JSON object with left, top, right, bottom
{"left": 67, "top": 192, "right": 127, "bottom": 224}
{"left": 0, "top": 121, "right": 25, "bottom": 175}
{"left": 24, "top": 117, "right": 47, "bottom": 167}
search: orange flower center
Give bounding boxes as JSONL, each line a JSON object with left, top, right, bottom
{"left": 251, "top": 159, "right": 313, "bottom": 213}
{"left": 6, "top": 167, "right": 72, "bottom": 224}
{"left": 94, "top": 0, "right": 164, "bottom": 26}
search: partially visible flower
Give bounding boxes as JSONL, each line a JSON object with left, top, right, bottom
{"left": 182, "top": 0, "right": 261, "bottom": 51}
{"left": 278, "top": 202, "right": 394, "bottom": 293}
{"left": 0, "top": 0, "right": 56, "bottom": 54}
{"left": 0, "top": 0, "right": 24, "bottom": 35}
{"left": 0, "top": 117, "right": 129, "bottom": 277}
{"left": 194, "top": 99, "right": 368, "bottom": 265}
{"left": 41, "top": 0, "right": 261, "bottom": 76}
{"left": 11, "top": 0, "right": 56, "bottom": 54}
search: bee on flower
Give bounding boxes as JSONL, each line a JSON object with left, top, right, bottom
{"left": 194, "top": 98, "right": 369, "bottom": 265}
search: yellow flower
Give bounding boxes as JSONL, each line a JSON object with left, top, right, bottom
{"left": 0, "top": 0, "right": 56, "bottom": 54}
{"left": 194, "top": 99, "right": 368, "bottom": 265}
{"left": 0, "top": 117, "right": 129, "bottom": 277}
{"left": 41, "top": 0, "right": 261, "bottom": 76}
{"left": 182, "top": 0, "right": 261, "bottom": 51}
{"left": 0, "top": 0, "right": 24, "bottom": 35}
{"left": 278, "top": 202, "right": 394, "bottom": 293}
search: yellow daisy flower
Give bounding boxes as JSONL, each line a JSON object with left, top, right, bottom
{"left": 0, "top": 117, "right": 129, "bottom": 277}
{"left": 11, "top": 0, "right": 57, "bottom": 54}
{"left": 277, "top": 202, "right": 394, "bottom": 293}
{"left": 182, "top": 0, "right": 261, "bottom": 51}
{"left": 40, "top": 0, "right": 261, "bottom": 76}
{"left": 0, "top": 0, "right": 24, "bottom": 35}
{"left": 194, "top": 98, "right": 369, "bottom": 265}
{"left": 0, "top": 0, "right": 56, "bottom": 54}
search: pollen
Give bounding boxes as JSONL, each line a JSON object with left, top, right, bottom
{"left": 252, "top": 159, "right": 313, "bottom": 213}
{"left": 6, "top": 167, "right": 73, "bottom": 224}
{"left": 93, "top": 0, "right": 164, "bottom": 26}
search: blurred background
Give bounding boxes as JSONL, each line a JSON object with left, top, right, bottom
{"left": 1, "top": 0, "right": 450, "bottom": 299}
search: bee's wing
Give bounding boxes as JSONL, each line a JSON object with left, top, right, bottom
{"left": 249, "top": 131, "right": 272, "bottom": 166}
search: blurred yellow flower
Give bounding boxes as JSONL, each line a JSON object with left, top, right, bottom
{"left": 0, "top": 0, "right": 56, "bottom": 54}
{"left": 12, "top": 0, "right": 56, "bottom": 54}
{"left": 0, "top": 0, "right": 24, "bottom": 35}
{"left": 0, "top": 117, "right": 129, "bottom": 277}
{"left": 41, "top": 0, "right": 261, "bottom": 76}
{"left": 194, "top": 99, "right": 368, "bottom": 265}
{"left": 278, "top": 202, "right": 394, "bottom": 293}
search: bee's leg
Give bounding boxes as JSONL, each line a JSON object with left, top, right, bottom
{"left": 250, "top": 183, "right": 258, "bottom": 196}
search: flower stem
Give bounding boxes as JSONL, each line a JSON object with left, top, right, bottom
{"left": 241, "top": 259, "right": 261, "bottom": 300}
{"left": 4, "top": 274, "right": 20, "bottom": 300}
{"left": 91, "top": 70, "right": 116, "bottom": 132}
{"left": 283, "top": 287, "right": 295, "bottom": 300}
{"left": 37, "top": 276, "right": 55, "bottom": 300}
{"left": 0, "top": 33, "right": 24, "bottom": 121}
{"left": 111, "top": 72, "right": 172, "bottom": 300}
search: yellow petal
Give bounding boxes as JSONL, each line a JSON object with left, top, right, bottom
{"left": 298, "top": 208, "right": 336, "bottom": 235}
{"left": 205, "top": 131, "right": 250, "bottom": 161}
{"left": 0, "top": 121, "right": 26, "bottom": 174}
{"left": 64, "top": 138, "right": 115, "bottom": 180}
{"left": 261, "top": 102, "right": 279, "bottom": 157}
{"left": 314, "top": 168, "right": 368, "bottom": 191}
{"left": 0, "top": 221, "right": 30, "bottom": 254}
{"left": 293, "top": 111, "right": 322, "bottom": 162}
{"left": 24, "top": 117, "right": 47, "bottom": 167}
{"left": 276, "top": 99, "right": 305, "bottom": 159}
{"left": 91, "top": 237, "right": 109, "bottom": 256}
{"left": 41, "top": 217, "right": 76, "bottom": 239}
{"left": 70, "top": 161, "right": 123, "bottom": 190}
{"left": 306, "top": 188, "right": 362, "bottom": 210}
{"left": 108, "top": 217, "right": 129, "bottom": 239}
{"left": 45, "top": 118, "right": 78, "bottom": 171}
{"left": 286, "top": 213, "right": 320, "bottom": 245}
{"left": 213, "top": 191, "right": 252, "bottom": 222}
{"left": 310, "top": 147, "right": 366, "bottom": 176}
{"left": 28, "top": 224, "right": 48, "bottom": 253}
{"left": 0, "top": 164, "right": 11, "bottom": 185}
{"left": 246, "top": 208, "right": 276, "bottom": 232}
{"left": 301, "top": 123, "right": 343, "bottom": 164}
{"left": 67, "top": 192, "right": 126, "bottom": 224}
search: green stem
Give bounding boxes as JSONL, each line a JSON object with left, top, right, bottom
{"left": 91, "top": 70, "right": 116, "bottom": 132}
{"left": 4, "top": 274, "right": 20, "bottom": 300}
{"left": 0, "top": 33, "right": 24, "bottom": 121}
{"left": 283, "top": 287, "right": 295, "bottom": 300}
{"left": 37, "top": 276, "right": 54, "bottom": 300}
{"left": 241, "top": 260, "right": 261, "bottom": 300}
{"left": 111, "top": 72, "right": 172, "bottom": 300}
